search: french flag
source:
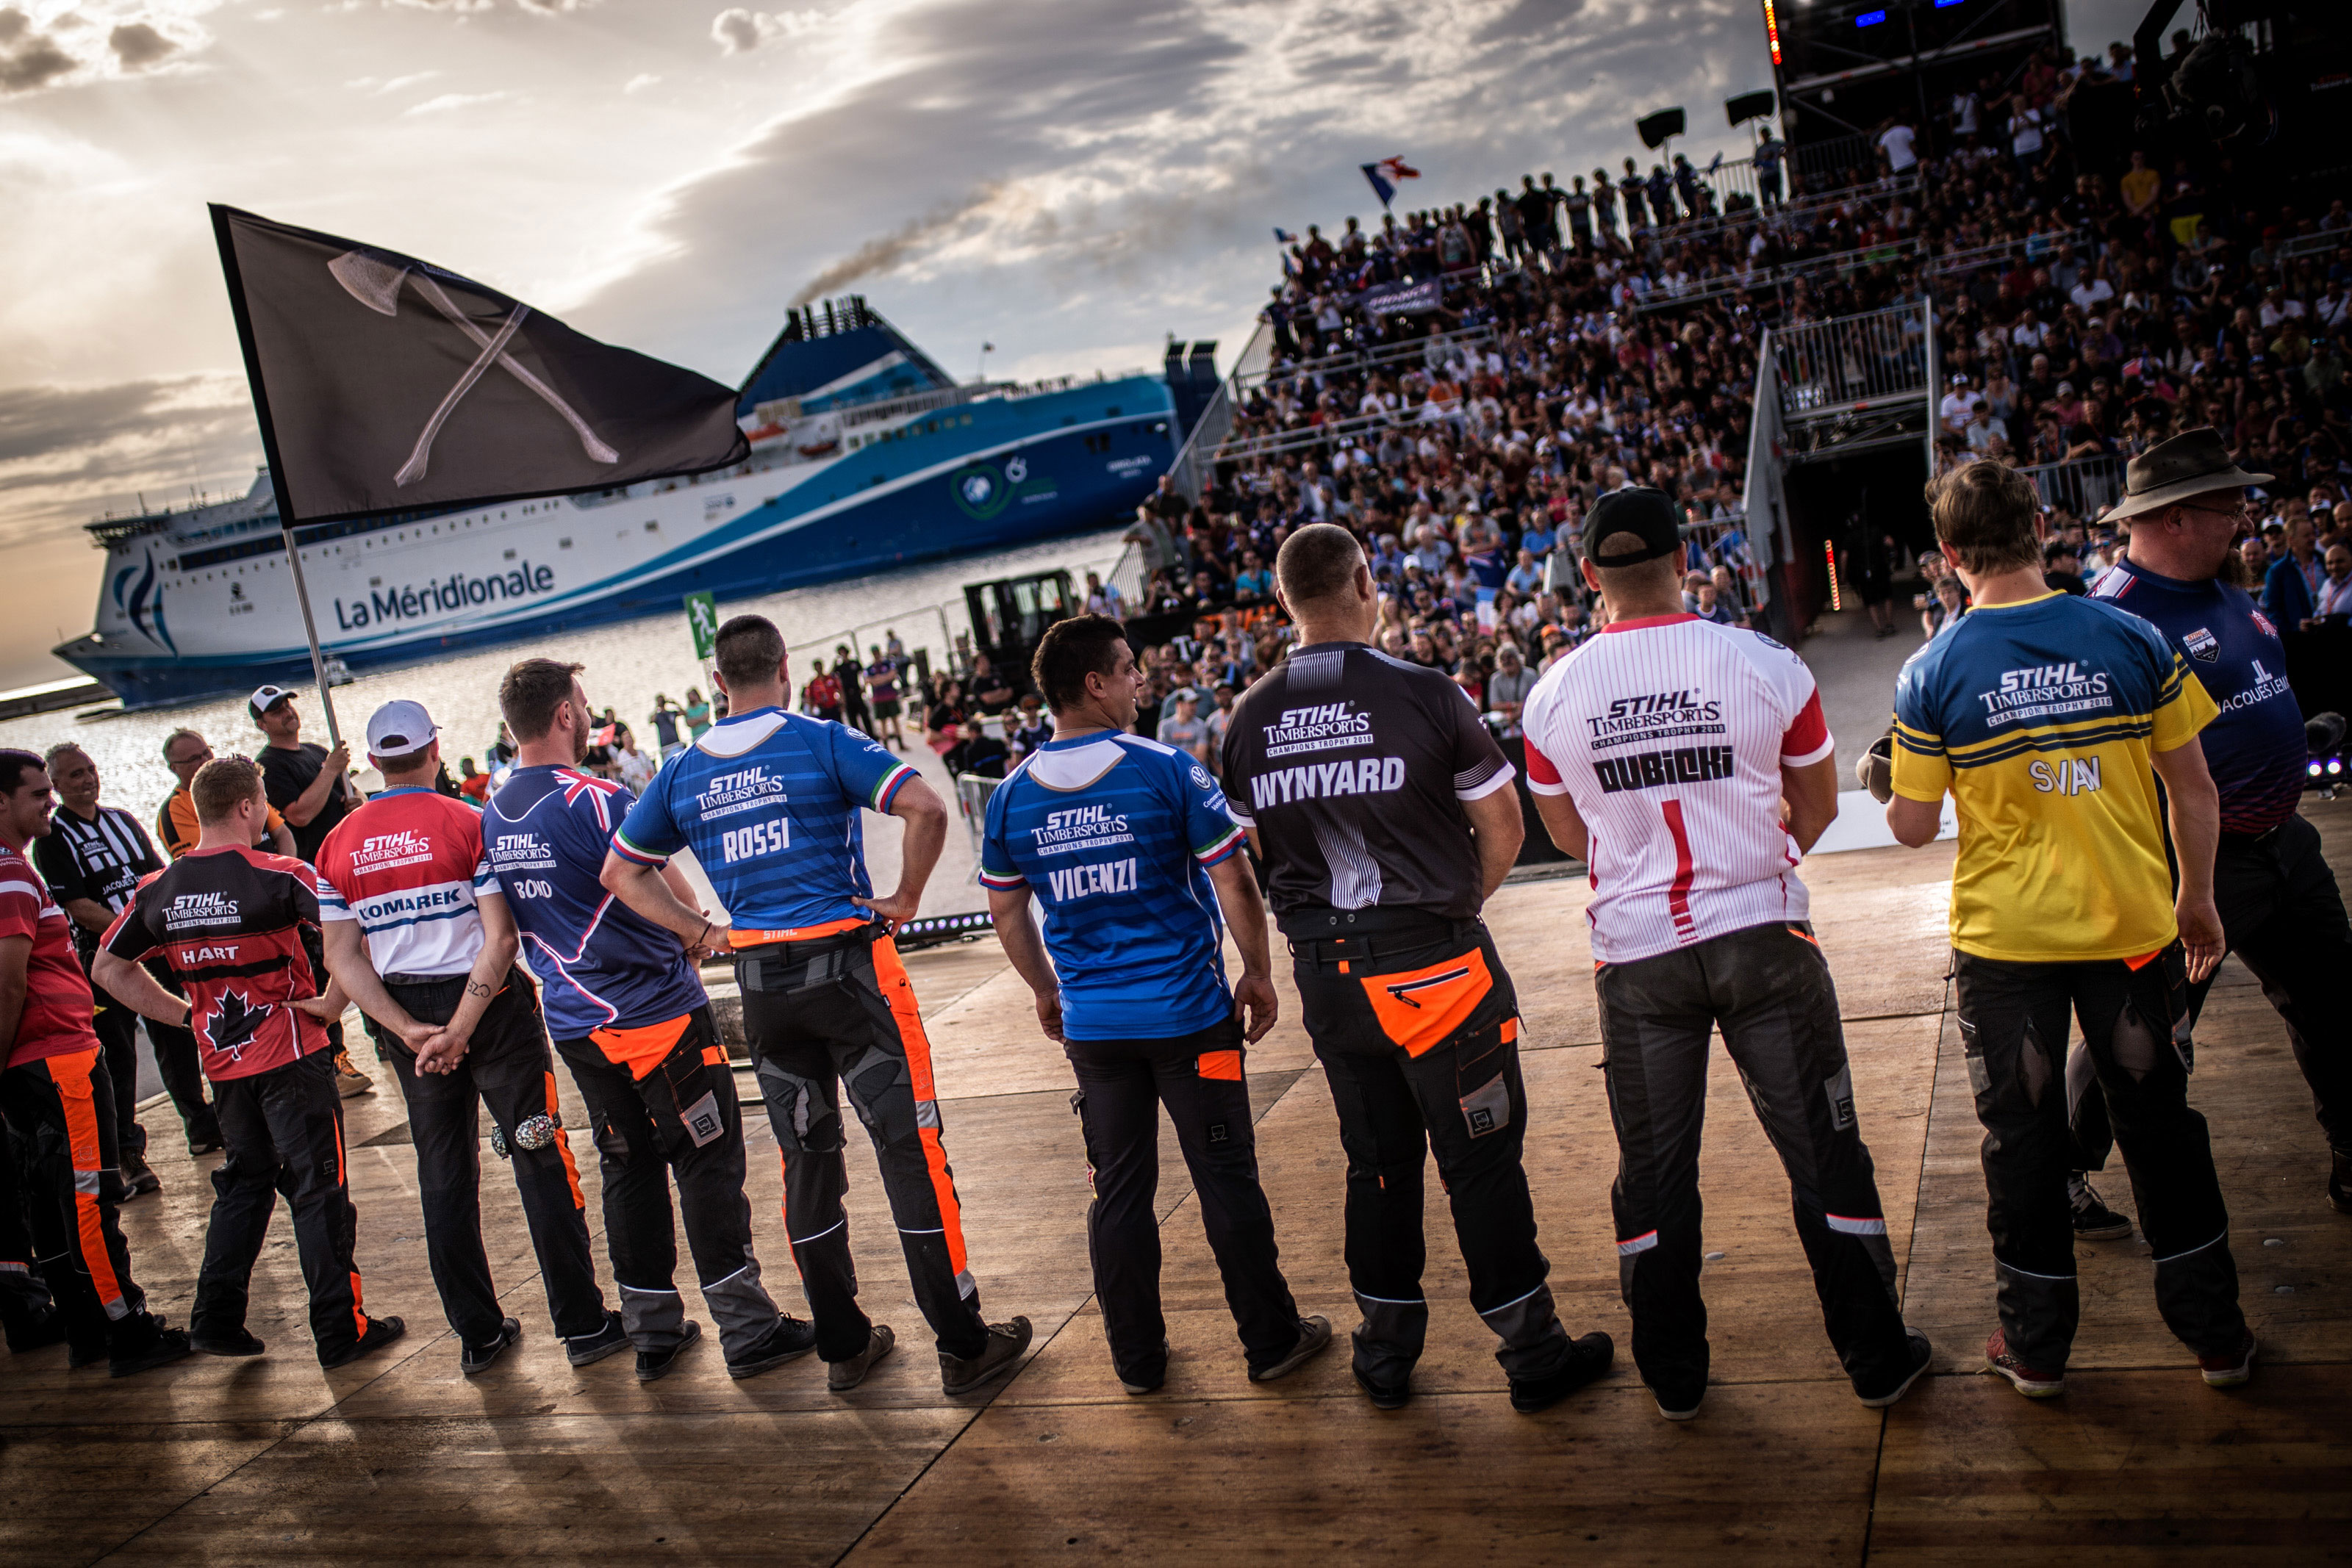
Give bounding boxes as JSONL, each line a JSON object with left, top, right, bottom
{"left": 1274, "top": 227, "right": 1299, "bottom": 243}
{"left": 1360, "top": 156, "right": 1420, "bottom": 209}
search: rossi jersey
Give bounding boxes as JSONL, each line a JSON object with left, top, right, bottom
{"left": 1891, "top": 589, "right": 2216, "bottom": 963}
{"left": 0, "top": 846, "right": 101, "bottom": 1068}
{"left": 615, "top": 706, "right": 918, "bottom": 938}
{"left": 979, "top": 731, "right": 1246, "bottom": 1040}
{"left": 2091, "top": 557, "right": 2306, "bottom": 835}
{"left": 314, "top": 787, "right": 501, "bottom": 978}
{"left": 483, "top": 765, "right": 706, "bottom": 1038}
{"left": 101, "top": 846, "right": 330, "bottom": 1081}
{"left": 1521, "top": 613, "right": 1832, "bottom": 963}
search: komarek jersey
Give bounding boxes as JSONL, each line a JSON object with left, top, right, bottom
{"left": 313, "top": 787, "right": 500, "bottom": 977}
{"left": 978, "top": 731, "right": 1247, "bottom": 1040}
{"left": 101, "top": 846, "right": 331, "bottom": 1080}
{"left": 0, "top": 845, "right": 101, "bottom": 1068}
{"left": 615, "top": 706, "right": 919, "bottom": 941}
{"left": 481, "top": 765, "right": 706, "bottom": 1039}
{"left": 1519, "top": 613, "right": 1833, "bottom": 963}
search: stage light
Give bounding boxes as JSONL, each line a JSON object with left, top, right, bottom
{"left": 2331, "top": 759, "right": 2345, "bottom": 776}
{"left": 1824, "top": 540, "right": 1842, "bottom": 611}
{"left": 2314, "top": 761, "right": 2326, "bottom": 777}
{"left": 1763, "top": 0, "right": 1782, "bottom": 65}
{"left": 1856, "top": 9, "right": 1887, "bottom": 25}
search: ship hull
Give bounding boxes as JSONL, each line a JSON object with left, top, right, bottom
{"left": 62, "top": 378, "right": 1172, "bottom": 709}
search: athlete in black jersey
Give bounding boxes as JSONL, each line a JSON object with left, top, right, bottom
{"left": 1222, "top": 523, "right": 1614, "bottom": 1414}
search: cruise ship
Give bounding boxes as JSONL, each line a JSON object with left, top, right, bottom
{"left": 57, "top": 299, "right": 1192, "bottom": 708}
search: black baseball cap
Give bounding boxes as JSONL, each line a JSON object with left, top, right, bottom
{"left": 1582, "top": 487, "right": 1685, "bottom": 567}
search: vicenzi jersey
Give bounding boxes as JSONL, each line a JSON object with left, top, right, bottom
{"left": 1520, "top": 613, "right": 1832, "bottom": 963}
{"left": 1221, "top": 640, "right": 1516, "bottom": 925}
{"left": 0, "top": 845, "right": 101, "bottom": 1068}
{"left": 314, "top": 787, "right": 501, "bottom": 978}
{"left": 484, "top": 765, "right": 707, "bottom": 1039}
{"left": 101, "top": 846, "right": 330, "bottom": 1081}
{"left": 616, "top": 706, "right": 918, "bottom": 938}
{"left": 979, "top": 731, "right": 1247, "bottom": 1040}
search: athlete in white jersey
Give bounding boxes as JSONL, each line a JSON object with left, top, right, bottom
{"left": 1519, "top": 489, "right": 1929, "bottom": 1420}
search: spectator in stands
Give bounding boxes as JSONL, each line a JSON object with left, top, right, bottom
{"left": 2263, "top": 512, "right": 2322, "bottom": 628}
{"left": 2310, "top": 542, "right": 2352, "bottom": 625}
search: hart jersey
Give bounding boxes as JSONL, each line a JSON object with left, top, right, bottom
{"left": 1520, "top": 614, "right": 1832, "bottom": 963}
{"left": 100, "top": 845, "right": 330, "bottom": 1080}
{"left": 2090, "top": 555, "right": 2306, "bottom": 835}
{"left": 482, "top": 765, "right": 706, "bottom": 1039}
{"left": 0, "top": 845, "right": 101, "bottom": 1068}
{"left": 1891, "top": 589, "right": 2217, "bottom": 963}
{"left": 614, "top": 706, "right": 919, "bottom": 938}
{"left": 1220, "top": 641, "right": 1516, "bottom": 925}
{"left": 978, "top": 730, "right": 1247, "bottom": 1040}
{"left": 313, "top": 787, "right": 500, "bottom": 978}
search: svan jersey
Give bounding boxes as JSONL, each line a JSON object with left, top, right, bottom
{"left": 482, "top": 765, "right": 706, "bottom": 1039}
{"left": 100, "top": 846, "right": 330, "bottom": 1080}
{"left": 313, "top": 787, "right": 499, "bottom": 978}
{"left": 978, "top": 731, "right": 1247, "bottom": 1040}
{"left": 1221, "top": 641, "right": 1516, "bottom": 924}
{"left": 1520, "top": 614, "right": 1832, "bottom": 963}
{"left": 616, "top": 706, "right": 918, "bottom": 936}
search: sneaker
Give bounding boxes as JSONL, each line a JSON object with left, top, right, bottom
{"left": 320, "top": 1314, "right": 406, "bottom": 1370}
{"left": 727, "top": 1315, "right": 820, "bottom": 1381}
{"left": 459, "top": 1317, "right": 522, "bottom": 1375}
{"left": 2329, "top": 1148, "right": 2351, "bottom": 1217}
{"left": 1352, "top": 1361, "right": 1412, "bottom": 1410}
{"left": 1119, "top": 1369, "right": 1165, "bottom": 1396}
{"left": 1857, "top": 1328, "right": 1935, "bottom": 1409}
{"left": 187, "top": 1137, "right": 223, "bottom": 1157}
{"left": 940, "top": 1316, "right": 1033, "bottom": 1395}
{"left": 110, "top": 1323, "right": 193, "bottom": 1379}
{"left": 2068, "top": 1173, "right": 2134, "bottom": 1240}
{"left": 4, "top": 1305, "right": 69, "bottom": 1353}
{"left": 2198, "top": 1331, "right": 2257, "bottom": 1389}
{"left": 1508, "top": 1331, "right": 1615, "bottom": 1414}
{"left": 1653, "top": 1384, "right": 1704, "bottom": 1422}
{"left": 634, "top": 1320, "right": 702, "bottom": 1383}
{"left": 1983, "top": 1330, "right": 2065, "bottom": 1398}
{"left": 1249, "top": 1315, "right": 1334, "bottom": 1384}
{"left": 828, "top": 1325, "right": 897, "bottom": 1392}
{"left": 191, "top": 1327, "right": 266, "bottom": 1357}
{"left": 564, "top": 1310, "right": 631, "bottom": 1367}
{"left": 121, "top": 1154, "right": 162, "bottom": 1199}
{"left": 334, "top": 1053, "right": 373, "bottom": 1098}
{"left": 68, "top": 1335, "right": 110, "bottom": 1370}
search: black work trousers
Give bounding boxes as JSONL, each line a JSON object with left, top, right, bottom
{"left": 140, "top": 960, "right": 220, "bottom": 1152}
{"left": 193, "top": 1049, "right": 372, "bottom": 1364}
{"left": 1594, "top": 921, "right": 1910, "bottom": 1398}
{"left": 1066, "top": 1016, "right": 1300, "bottom": 1385}
{"left": 553, "top": 1008, "right": 786, "bottom": 1360}
{"left": 367, "top": 971, "right": 606, "bottom": 1346}
{"left": 90, "top": 1001, "right": 148, "bottom": 1163}
{"left": 89, "top": 966, "right": 220, "bottom": 1158}
{"left": 1289, "top": 911, "right": 1572, "bottom": 1386}
{"left": 737, "top": 927, "right": 990, "bottom": 1362}
{"left": 2072, "top": 814, "right": 2352, "bottom": 1169}
{"left": 0, "top": 1046, "right": 145, "bottom": 1345}
{"left": 1954, "top": 945, "right": 2245, "bottom": 1371}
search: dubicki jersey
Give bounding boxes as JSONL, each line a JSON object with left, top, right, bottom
{"left": 978, "top": 730, "right": 1246, "bottom": 1040}
{"left": 1520, "top": 613, "right": 1833, "bottom": 963}
{"left": 313, "top": 787, "right": 501, "bottom": 978}
{"left": 1892, "top": 589, "right": 2216, "bottom": 962}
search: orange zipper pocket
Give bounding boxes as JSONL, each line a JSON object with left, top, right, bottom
{"left": 1360, "top": 948, "right": 1494, "bottom": 1057}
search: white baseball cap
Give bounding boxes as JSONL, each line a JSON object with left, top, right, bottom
{"left": 248, "top": 683, "right": 296, "bottom": 722}
{"left": 365, "top": 700, "right": 440, "bottom": 759}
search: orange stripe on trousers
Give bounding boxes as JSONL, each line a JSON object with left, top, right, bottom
{"left": 871, "top": 936, "right": 969, "bottom": 1276}
{"left": 544, "top": 1071, "right": 586, "bottom": 1210}
{"left": 49, "top": 1049, "right": 125, "bottom": 1315}
{"left": 331, "top": 1098, "right": 366, "bottom": 1336}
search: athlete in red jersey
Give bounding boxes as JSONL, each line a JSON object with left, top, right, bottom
{"left": 94, "top": 756, "right": 405, "bottom": 1369}
{"left": 0, "top": 749, "right": 189, "bottom": 1375}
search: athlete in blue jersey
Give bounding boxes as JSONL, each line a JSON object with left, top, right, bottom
{"left": 601, "top": 615, "right": 1033, "bottom": 1395}
{"left": 981, "top": 615, "right": 1329, "bottom": 1395}
{"left": 486, "top": 658, "right": 817, "bottom": 1384}
{"left": 2087, "top": 430, "right": 2349, "bottom": 1215}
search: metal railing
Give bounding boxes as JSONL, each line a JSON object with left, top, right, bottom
{"left": 1632, "top": 234, "right": 1924, "bottom": 314}
{"left": 1629, "top": 171, "right": 1919, "bottom": 257}
{"left": 2012, "top": 453, "right": 2127, "bottom": 519}
{"left": 1170, "top": 322, "right": 1269, "bottom": 504}
{"left": 1774, "top": 302, "right": 1930, "bottom": 423}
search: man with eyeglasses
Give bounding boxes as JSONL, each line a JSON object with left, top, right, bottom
{"left": 155, "top": 730, "right": 293, "bottom": 860}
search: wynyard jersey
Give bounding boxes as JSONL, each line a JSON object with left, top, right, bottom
{"left": 1892, "top": 589, "right": 2216, "bottom": 962}
{"left": 979, "top": 731, "right": 1247, "bottom": 1040}
{"left": 2092, "top": 555, "right": 2306, "bottom": 835}
{"left": 1520, "top": 613, "right": 1833, "bottom": 963}
{"left": 615, "top": 706, "right": 917, "bottom": 938}
{"left": 1221, "top": 641, "right": 1516, "bottom": 925}
{"left": 314, "top": 787, "right": 501, "bottom": 978}
{"left": 482, "top": 766, "right": 706, "bottom": 1039}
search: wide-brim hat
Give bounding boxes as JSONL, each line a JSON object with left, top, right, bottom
{"left": 2107, "top": 427, "right": 2272, "bottom": 520}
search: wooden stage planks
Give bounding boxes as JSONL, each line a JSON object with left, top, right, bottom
{"left": 0, "top": 800, "right": 2344, "bottom": 1564}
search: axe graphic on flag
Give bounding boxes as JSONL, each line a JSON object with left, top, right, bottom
{"left": 327, "top": 250, "right": 620, "bottom": 486}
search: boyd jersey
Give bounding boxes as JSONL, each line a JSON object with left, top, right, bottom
{"left": 978, "top": 731, "right": 1246, "bottom": 1040}
{"left": 314, "top": 788, "right": 500, "bottom": 978}
{"left": 1521, "top": 614, "right": 1832, "bottom": 963}
{"left": 615, "top": 706, "right": 918, "bottom": 938}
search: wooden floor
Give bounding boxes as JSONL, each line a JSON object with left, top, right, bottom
{"left": 7, "top": 803, "right": 2349, "bottom": 1564}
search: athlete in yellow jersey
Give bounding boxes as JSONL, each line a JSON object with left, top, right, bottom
{"left": 1887, "top": 459, "right": 2252, "bottom": 1400}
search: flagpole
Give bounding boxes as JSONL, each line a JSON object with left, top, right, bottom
{"left": 281, "top": 531, "right": 343, "bottom": 748}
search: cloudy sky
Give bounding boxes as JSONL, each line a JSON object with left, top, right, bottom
{"left": 0, "top": 0, "right": 2132, "bottom": 687}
